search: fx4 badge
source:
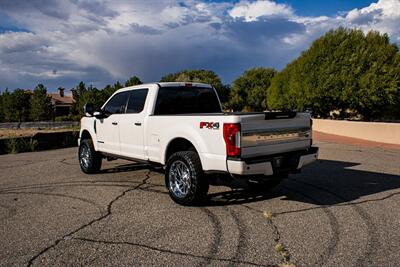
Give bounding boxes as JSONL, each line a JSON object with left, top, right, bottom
{"left": 200, "top": 122, "right": 220, "bottom": 130}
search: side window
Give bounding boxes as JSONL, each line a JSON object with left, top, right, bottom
{"left": 103, "top": 91, "right": 130, "bottom": 115}
{"left": 126, "top": 89, "right": 148, "bottom": 114}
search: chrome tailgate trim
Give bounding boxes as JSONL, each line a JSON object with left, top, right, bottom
{"left": 242, "top": 127, "right": 311, "bottom": 147}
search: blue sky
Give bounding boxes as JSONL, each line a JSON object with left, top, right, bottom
{"left": 0, "top": 0, "right": 399, "bottom": 92}
{"left": 276, "top": 0, "right": 376, "bottom": 16}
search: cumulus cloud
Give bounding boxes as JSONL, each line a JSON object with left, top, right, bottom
{"left": 229, "top": 0, "right": 293, "bottom": 21}
{"left": 345, "top": 0, "right": 400, "bottom": 42}
{"left": 0, "top": 0, "right": 399, "bottom": 91}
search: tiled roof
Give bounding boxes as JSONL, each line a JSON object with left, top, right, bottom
{"left": 48, "top": 93, "right": 74, "bottom": 105}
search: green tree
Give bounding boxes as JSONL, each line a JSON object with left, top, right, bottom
{"left": 113, "top": 81, "right": 123, "bottom": 90}
{"left": 71, "top": 77, "right": 143, "bottom": 116}
{"left": 83, "top": 85, "right": 104, "bottom": 111}
{"left": 72, "top": 82, "right": 106, "bottom": 116}
{"left": 3, "top": 89, "right": 31, "bottom": 122}
{"left": 101, "top": 84, "right": 116, "bottom": 103}
{"left": 30, "top": 84, "right": 53, "bottom": 121}
{"left": 100, "top": 80, "right": 128, "bottom": 106}
{"left": 229, "top": 68, "right": 277, "bottom": 111}
{"left": 1, "top": 90, "right": 12, "bottom": 122}
{"left": 267, "top": 27, "right": 400, "bottom": 120}
{"left": 0, "top": 92, "right": 4, "bottom": 122}
{"left": 125, "top": 76, "right": 142, "bottom": 87}
{"left": 71, "top": 81, "right": 87, "bottom": 115}
{"left": 160, "top": 69, "right": 229, "bottom": 103}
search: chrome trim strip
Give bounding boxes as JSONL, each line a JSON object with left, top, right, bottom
{"left": 242, "top": 128, "right": 311, "bottom": 147}
{"left": 242, "top": 127, "right": 310, "bottom": 134}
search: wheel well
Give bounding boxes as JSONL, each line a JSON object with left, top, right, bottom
{"left": 165, "top": 138, "right": 197, "bottom": 162}
{"left": 81, "top": 130, "right": 92, "bottom": 141}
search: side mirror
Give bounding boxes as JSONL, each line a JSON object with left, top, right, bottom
{"left": 83, "top": 103, "right": 94, "bottom": 116}
{"left": 93, "top": 110, "right": 106, "bottom": 119}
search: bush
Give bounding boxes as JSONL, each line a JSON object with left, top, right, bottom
{"left": 5, "top": 135, "right": 38, "bottom": 154}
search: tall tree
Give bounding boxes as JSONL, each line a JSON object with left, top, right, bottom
{"left": 113, "top": 81, "right": 123, "bottom": 90}
{"left": 71, "top": 81, "right": 87, "bottom": 116}
{"left": 125, "top": 76, "right": 142, "bottom": 87}
{"left": 30, "top": 84, "right": 53, "bottom": 121}
{"left": 0, "top": 92, "right": 4, "bottom": 122}
{"left": 101, "top": 84, "right": 116, "bottom": 103}
{"left": 267, "top": 27, "right": 400, "bottom": 120}
{"left": 72, "top": 82, "right": 107, "bottom": 116}
{"left": 229, "top": 67, "right": 277, "bottom": 111}
{"left": 1, "top": 90, "right": 13, "bottom": 122}
{"left": 160, "top": 69, "right": 230, "bottom": 103}
{"left": 3, "top": 89, "right": 31, "bottom": 122}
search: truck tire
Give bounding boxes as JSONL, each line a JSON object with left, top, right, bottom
{"left": 165, "top": 151, "right": 209, "bottom": 206}
{"left": 79, "top": 139, "right": 102, "bottom": 174}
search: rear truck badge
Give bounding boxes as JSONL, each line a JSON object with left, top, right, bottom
{"left": 200, "top": 122, "right": 220, "bottom": 129}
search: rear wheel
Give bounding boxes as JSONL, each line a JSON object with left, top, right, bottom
{"left": 79, "top": 139, "right": 102, "bottom": 174}
{"left": 165, "top": 151, "right": 209, "bottom": 206}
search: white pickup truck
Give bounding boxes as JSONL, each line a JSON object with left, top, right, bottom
{"left": 79, "top": 82, "right": 318, "bottom": 205}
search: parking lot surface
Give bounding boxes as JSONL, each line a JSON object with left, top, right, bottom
{"left": 0, "top": 140, "right": 399, "bottom": 267}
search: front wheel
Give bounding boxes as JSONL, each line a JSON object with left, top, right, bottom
{"left": 79, "top": 139, "right": 102, "bottom": 174}
{"left": 165, "top": 151, "right": 209, "bottom": 206}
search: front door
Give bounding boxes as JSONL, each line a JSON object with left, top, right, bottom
{"left": 118, "top": 88, "right": 149, "bottom": 160}
{"left": 96, "top": 91, "right": 130, "bottom": 154}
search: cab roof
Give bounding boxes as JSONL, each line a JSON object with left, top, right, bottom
{"left": 158, "top": 82, "right": 212, "bottom": 88}
{"left": 120, "top": 82, "right": 212, "bottom": 90}
{"left": 114, "top": 82, "right": 212, "bottom": 95}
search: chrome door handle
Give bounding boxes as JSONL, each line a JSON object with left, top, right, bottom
{"left": 134, "top": 122, "right": 142, "bottom": 126}
{"left": 112, "top": 122, "right": 118, "bottom": 125}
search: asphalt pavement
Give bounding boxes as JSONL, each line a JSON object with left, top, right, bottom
{"left": 0, "top": 140, "right": 399, "bottom": 267}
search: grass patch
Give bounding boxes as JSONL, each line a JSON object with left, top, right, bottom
{"left": 5, "top": 134, "right": 38, "bottom": 154}
{"left": 0, "top": 131, "right": 79, "bottom": 154}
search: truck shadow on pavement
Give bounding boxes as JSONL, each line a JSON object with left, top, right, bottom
{"left": 100, "top": 163, "right": 151, "bottom": 173}
{"left": 207, "top": 159, "right": 400, "bottom": 207}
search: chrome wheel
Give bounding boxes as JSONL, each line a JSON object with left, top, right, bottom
{"left": 80, "top": 144, "right": 90, "bottom": 169}
{"left": 168, "top": 160, "right": 191, "bottom": 198}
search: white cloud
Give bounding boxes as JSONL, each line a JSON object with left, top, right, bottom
{"left": 345, "top": 0, "right": 400, "bottom": 42}
{"left": 0, "top": 32, "right": 46, "bottom": 53}
{"left": 229, "top": 0, "right": 293, "bottom": 21}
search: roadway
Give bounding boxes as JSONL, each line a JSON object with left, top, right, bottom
{"left": 0, "top": 140, "right": 399, "bottom": 266}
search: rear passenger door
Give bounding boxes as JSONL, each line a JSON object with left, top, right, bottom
{"left": 118, "top": 88, "right": 149, "bottom": 160}
{"left": 96, "top": 91, "right": 129, "bottom": 154}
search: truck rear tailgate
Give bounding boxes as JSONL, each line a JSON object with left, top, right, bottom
{"left": 240, "top": 112, "right": 311, "bottom": 158}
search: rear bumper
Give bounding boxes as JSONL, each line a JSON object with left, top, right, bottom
{"left": 227, "top": 147, "right": 318, "bottom": 176}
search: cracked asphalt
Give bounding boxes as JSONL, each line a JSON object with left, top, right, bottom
{"left": 0, "top": 140, "right": 399, "bottom": 267}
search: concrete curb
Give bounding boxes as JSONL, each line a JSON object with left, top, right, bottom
{"left": 313, "top": 119, "right": 400, "bottom": 145}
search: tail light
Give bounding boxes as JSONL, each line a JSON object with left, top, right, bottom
{"left": 223, "top": 123, "right": 241, "bottom": 157}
